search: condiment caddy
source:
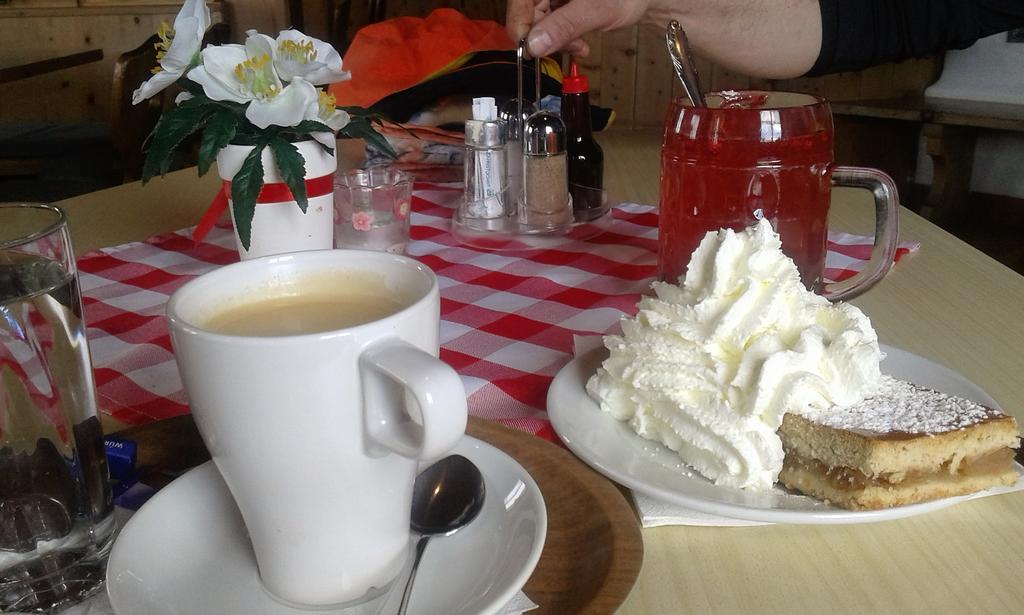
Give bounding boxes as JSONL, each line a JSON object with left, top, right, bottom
{"left": 451, "top": 42, "right": 611, "bottom": 250}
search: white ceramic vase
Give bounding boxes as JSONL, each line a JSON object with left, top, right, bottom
{"left": 216, "top": 140, "right": 336, "bottom": 260}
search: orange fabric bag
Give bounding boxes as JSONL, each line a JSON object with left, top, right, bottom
{"left": 330, "top": 8, "right": 515, "bottom": 108}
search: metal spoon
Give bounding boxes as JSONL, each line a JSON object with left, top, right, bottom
{"left": 665, "top": 20, "right": 706, "bottom": 107}
{"left": 395, "top": 454, "right": 486, "bottom": 615}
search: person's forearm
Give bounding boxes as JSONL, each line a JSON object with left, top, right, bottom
{"left": 509, "top": 0, "right": 823, "bottom": 79}
{"left": 647, "top": 0, "right": 821, "bottom": 79}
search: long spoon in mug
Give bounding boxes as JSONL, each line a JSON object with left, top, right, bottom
{"left": 666, "top": 20, "right": 706, "bottom": 107}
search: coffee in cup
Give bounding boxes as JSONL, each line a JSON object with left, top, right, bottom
{"left": 199, "top": 272, "right": 406, "bottom": 336}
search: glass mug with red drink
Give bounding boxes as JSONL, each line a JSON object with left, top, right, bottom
{"left": 659, "top": 91, "right": 899, "bottom": 300}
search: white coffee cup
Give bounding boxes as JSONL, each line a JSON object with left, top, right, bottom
{"left": 166, "top": 250, "right": 467, "bottom": 608}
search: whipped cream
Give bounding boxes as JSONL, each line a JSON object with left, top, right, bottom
{"left": 586, "top": 219, "right": 882, "bottom": 490}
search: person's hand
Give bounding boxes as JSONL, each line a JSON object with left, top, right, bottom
{"left": 505, "top": 0, "right": 656, "bottom": 58}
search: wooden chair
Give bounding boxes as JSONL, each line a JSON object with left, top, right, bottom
{"left": 326, "top": 0, "right": 387, "bottom": 55}
{"left": 110, "top": 23, "right": 230, "bottom": 182}
{"left": 110, "top": 34, "right": 163, "bottom": 182}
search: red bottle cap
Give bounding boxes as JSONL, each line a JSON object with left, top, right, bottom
{"left": 562, "top": 62, "right": 589, "bottom": 94}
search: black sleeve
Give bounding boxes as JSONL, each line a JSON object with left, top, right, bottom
{"left": 808, "top": 0, "right": 1024, "bottom": 76}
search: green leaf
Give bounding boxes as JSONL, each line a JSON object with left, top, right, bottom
{"left": 268, "top": 137, "right": 308, "bottom": 213}
{"left": 383, "top": 120, "right": 419, "bottom": 141}
{"left": 174, "top": 93, "right": 216, "bottom": 110}
{"left": 227, "top": 131, "right": 263, "bottom": 147}
{"left": 314, "top": 140, "right": 335, "bottom": 155}
{"left": 337, "top": 106, "right": 389, "bottom": 124}
{"left": 230, "top": 142, "right": 266, "bottom": 251}
{"left": 141, "top": 104, "right": 215, "bottom": 183}
{"left": 178, "top": 78, "right": 204, "bottom": 98}
{"left": 337, "top": 105, "right": 374, "bottom": 115}
{"left": 342, "top": 117, "right": 397, "bottom": 158}
{"left": 285, "top": 120, "right": 332, "bottom": 135}
{"left": 198, "top": 109, "right": 238, "bottom": 176}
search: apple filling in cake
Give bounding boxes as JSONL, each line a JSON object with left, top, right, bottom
{"left": 778, "top": 376, "right": 1020, "bottom": 510}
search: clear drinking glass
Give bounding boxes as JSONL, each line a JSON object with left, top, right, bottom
{"left": 0, "top": 203, "right": 114, "bottom": 612}
{"left": 334, "top": 167, "right": 413, "bottom": 254}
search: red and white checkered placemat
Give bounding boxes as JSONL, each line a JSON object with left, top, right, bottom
{"left": 78, "top": 187, "right": 919, "bottom": 439}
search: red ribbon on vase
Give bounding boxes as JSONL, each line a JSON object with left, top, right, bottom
{"left": 192, "top": 173, "right": 336, "bottom": 245}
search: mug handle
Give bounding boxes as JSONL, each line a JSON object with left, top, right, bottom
{"left": 824, "top": 166, "right": 901, "bottom": 302}
{"left": 359, "top": 340, "right": 468, "bottom": 460}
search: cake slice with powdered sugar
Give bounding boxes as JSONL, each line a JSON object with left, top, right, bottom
{"left": 778, "top": 376, "right": 1020, "bottom": 510}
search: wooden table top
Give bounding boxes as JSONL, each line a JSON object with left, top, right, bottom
{"left": 56, "top": 130, "right": 1024, "bottom": 614}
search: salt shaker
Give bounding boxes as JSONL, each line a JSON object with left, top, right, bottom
{"left": 461, "top": 97, "right": 508, "bottom": 225}
{"left": 519, "top": 60, "right": 572, "bottom": 231}
{"left": 498, "top": 109, "right": 524, "bottom": 218}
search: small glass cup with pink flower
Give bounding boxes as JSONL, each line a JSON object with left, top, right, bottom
{"left": 333, "top": 167, "right": 413, "bottom": 254}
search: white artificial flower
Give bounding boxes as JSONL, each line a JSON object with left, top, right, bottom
{"left": 268, "top": 29, "right": 350, "bottom": 85}
{"left": 306, "top": 90, "right": 351, "bottom": 147}
{"left": 183, "top": 28, "right": 353, "bottom": 131}
{"left": 131, "top": 0, "right": 211, "bottom": 104}
{"left": 246, "top": 77, "right": 319, "bottom": 129}
{"left": 186, "top": 35, "right": 282, "bottom": 104}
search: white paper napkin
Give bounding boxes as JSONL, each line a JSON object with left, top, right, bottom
{"left": 499, "top": 592, "right": 539, "bottom": 614}
{"left": 631, "top": 492, "right": 772, "bottom": 528}
{"left": 572, "top": 333, "right": 606, "bottom": 358}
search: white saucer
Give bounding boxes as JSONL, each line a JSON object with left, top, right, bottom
{"left": 548, "top": 344, "right": 1021, "bottom": 524}
{"left": 106, "top": 437, "right": 547, "bottom": 615}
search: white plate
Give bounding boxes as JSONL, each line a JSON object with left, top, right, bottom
{"left": 548, "top": 343, "right": 1018, "bottom": 524}
{"left": 106, "top": 437, "right": 547, "bottom": 615}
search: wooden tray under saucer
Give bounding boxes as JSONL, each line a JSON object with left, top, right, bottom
{"left": 467, "top": 418, "right": 643, "bottom": 614}
{"left": 116, "top": 415, "right": 643, "bottom": 615}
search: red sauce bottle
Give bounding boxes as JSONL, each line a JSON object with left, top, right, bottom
{"left": 561, "top": 62, "right": 605, "bottom": 221}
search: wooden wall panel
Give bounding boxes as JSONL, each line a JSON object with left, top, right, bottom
{"left": 0, "top": 4, "right": 224, "bottom": 124}
{"left": 708, "top": 54, "right": 750, "bottom": 93}
{"left": 892, "top": 57, "right": 943, "bottom": 97}
{"left": 857, "top": 63, "right": 896, "bottom": 99}
{"left": 1, "top": 12, "right": 156, "bottom": 123}
{"left": 2, "top": 0, "right": 77, "bottom": 7}
{"left": 384, "top": 0, "right": 502, "bottom": 23}
{"left": 823, "top": 71, "right": 862, "bottom": 101}
{"left": 596, "top": 27, "right": 638, "bottom": 128}
{"left": 632, "top": 24, "right": 672, "bottom": 128}
{"left": 225, "top": 0, "right": 290, "bottom": 37}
